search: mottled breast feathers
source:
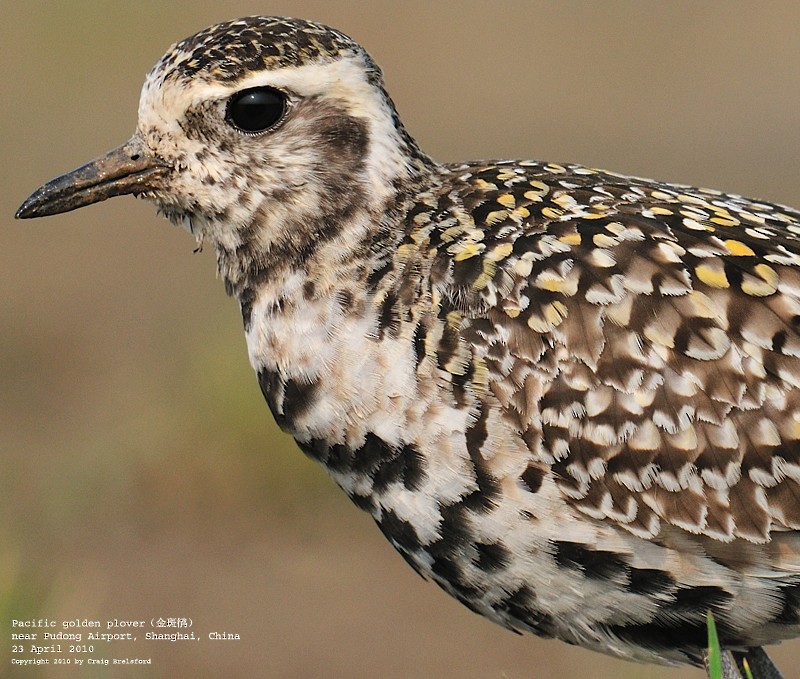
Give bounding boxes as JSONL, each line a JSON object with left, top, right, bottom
{"left": 402, "top": 159, "right": 800, "bottom": 545}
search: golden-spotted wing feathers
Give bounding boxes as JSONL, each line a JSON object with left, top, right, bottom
{"left": 427, "top": 160, "right": 800, "bottom": 544}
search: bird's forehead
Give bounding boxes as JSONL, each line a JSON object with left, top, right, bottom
{"left": 149, "top": 15, "right": 362, "bottom": 87}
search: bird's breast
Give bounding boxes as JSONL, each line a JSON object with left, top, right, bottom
{"left": 243, "top": 284, "right": 433, "bottom": 448}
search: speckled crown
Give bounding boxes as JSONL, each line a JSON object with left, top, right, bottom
{"left": 152, "top": 16, "right": 377, "bottom": 85}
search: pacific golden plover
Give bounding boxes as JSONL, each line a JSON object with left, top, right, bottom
{"left": 17, "top": 16, "right": 800, "bottom": 679}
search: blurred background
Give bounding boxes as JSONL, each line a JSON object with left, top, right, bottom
{"left": 3, "top": 2, "right": 800, "bottom": 677}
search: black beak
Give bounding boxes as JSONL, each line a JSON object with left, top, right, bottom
{"left": 16, "top": 136, "right": 169, "bottom": 219}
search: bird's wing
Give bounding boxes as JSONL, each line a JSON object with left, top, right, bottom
{"left": 432, "top": 160, "right": 800, "bottom": 543}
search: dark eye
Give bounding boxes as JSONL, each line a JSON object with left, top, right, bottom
{"left": 226, "top": 87, "right": 286, "bottom": 133}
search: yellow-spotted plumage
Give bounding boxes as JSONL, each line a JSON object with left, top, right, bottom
{"left": 17, "top": 15, "right": 800, "bottom": 679}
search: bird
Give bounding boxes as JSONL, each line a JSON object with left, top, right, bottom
{"left": 15, "top": 15, "right": 800, "bottom": 679}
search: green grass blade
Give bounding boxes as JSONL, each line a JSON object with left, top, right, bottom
{"left": 707, "top": 611, "right": 723, "bottom": 679}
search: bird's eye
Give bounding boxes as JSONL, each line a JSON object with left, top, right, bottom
{"left": 226, "top": 87, "right": 287, "bottom": 133}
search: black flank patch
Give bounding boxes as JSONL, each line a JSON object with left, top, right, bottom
{"left": 257, "top": 369, "right": 285, "bottom": 427}
{"left": 605, "top": 622, "right": 707, "bottom": 665}
{"left": 323, "top": 442, "right": 355, "bottom": 473}
{"left": 348, "top": 491, "right": 376, "bottom": 513}
{"left": 350, "top": 432, "right": 389, "bottom": 477}
{"left": 281, "top": 377, "right": 320, "bottom": 423}
{"left": 775, "top": 582, "right": 800, "bottom": 624}
{"left": 606, "top": 583, "right": 738, "bottom": 664}
{"left": 609, "top": 604, "right": 745, "bottom": 666}
{"left": 495, "top": 586, "right": 556, "bottom": 638}
{"left": 628, "top": 567, "right": 676, "bottom": 597}
{"left": 430, "top": 556, "right": 479, "bottom": 599}
{"left": 428, "top": 501, "right": 474, "bottom": 559}
{"left": 372, "top": 442, "right": 427, "bottom": 492}
{"left": 399, "top": 444, "right": 427, "bottom": 490}
{"left": 297, "top": 438, "right": 326, "bottom": 463}
{"left": 471, "top": 450, "right": 502, "bottom": 500}
{"left": 298, "top": 439, "right": 353, "bottom": 473}
{"left": 474, "top": 542, "right": 511, "bottom": 572}
{"left": 671, "top": 585, "right": 732, "bottom": 615}
{"left": 552, "top": 541, "right": 628, "bottom": 582}
{"left": 430, "top": 553, "right": 464, "bottom": 584}
{"left": 378, "top": 508, "right": 423, "bottom": 553}
{"left": 459, "top": 488, "right": 497, "bottom": 513}
{"left": 301, "top": 434, "right": 426, "bottom": 493}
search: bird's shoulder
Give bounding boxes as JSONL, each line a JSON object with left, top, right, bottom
{"left": 402, "top": 159, "right": 800, "bottom": 544}
{"left": 419, "top": 159, "right": 800, "bottom": 298}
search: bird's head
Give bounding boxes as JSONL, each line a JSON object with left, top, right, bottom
{"left": 17, "top": 16, "right": 430, "bottom": 261}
